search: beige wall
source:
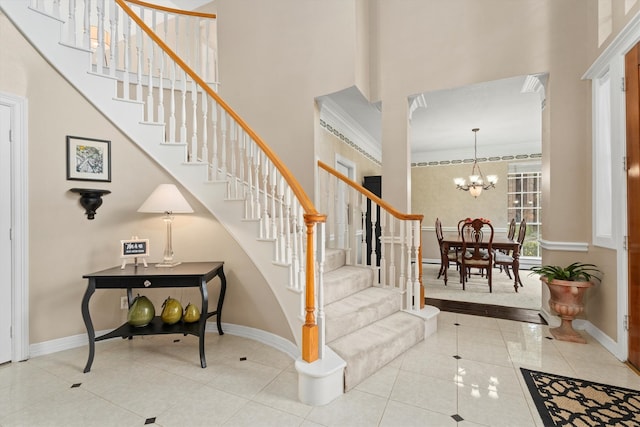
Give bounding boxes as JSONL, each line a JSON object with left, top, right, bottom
{"left": 0, "top": 13, "right": 293, "bottom": 344}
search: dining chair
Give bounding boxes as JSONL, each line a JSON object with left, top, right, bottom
{"left": 458, "top": 218, "right": 494, "bottom": 292}
{"left": 507, "top": 218, "right": 517, "bottom": 240}
{"left": 435, "top": 218, "right": 457, "bottom": 279}
{"left": 494, "top": 218, "right": 526, "bottom": 285}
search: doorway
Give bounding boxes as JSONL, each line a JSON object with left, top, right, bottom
{"left": 0, "top": 92, "right": 29, "bottom": 363}
{"left": 625, "top": 43, "right": 640, "bottom": 370}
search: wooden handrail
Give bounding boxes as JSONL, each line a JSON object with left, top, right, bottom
{"left": 318, "top": 161, "right": 423, "bottom": 222}
{"left": 124, "top": 0, "right": 217, "bottom": 18}
{"left": 117, "top": 0, "right": 320, "bottom": 220}
{"left": 117, "top": 0, "right": 323, "bottom": 362}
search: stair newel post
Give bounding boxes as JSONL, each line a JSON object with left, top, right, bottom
{"left": 316, "top": 220, "right": 326, "bottom": 359}
{"left": 302, "top": 213, "right": 325, "bottom": 363}
{"left": 379, "top": 210, "right": 387, "bottom": 287}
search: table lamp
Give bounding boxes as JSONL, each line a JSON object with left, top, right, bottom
{"left": 138, "top": 184, "right": 193, "bottom": 267}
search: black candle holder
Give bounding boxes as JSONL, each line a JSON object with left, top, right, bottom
{"left": 70, "top": 188, "right": 111, "bottom": 220}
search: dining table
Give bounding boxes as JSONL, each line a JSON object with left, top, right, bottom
{"left": 441, "top": 232, "right": 522, "bottom": 292}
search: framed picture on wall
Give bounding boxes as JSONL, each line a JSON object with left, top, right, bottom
{"left": 66, "top": 135, "right": 111, "bottom": 182}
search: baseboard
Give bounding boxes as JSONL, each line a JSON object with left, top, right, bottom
{"left": 29, "top": 322, "right": 299, "bottom": 360}
{"left": 540, "top": 308, "right": 626, "bottom": 361}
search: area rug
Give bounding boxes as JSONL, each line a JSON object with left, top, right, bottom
{"left": 423, "top": 263, "right": 542, "bottom": 310}
{"left": 520, "top": 368, "right": 640, "bottom": 426}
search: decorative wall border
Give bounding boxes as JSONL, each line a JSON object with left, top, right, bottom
{"left": 411, "top": 153, "right": 542, "bottom": 167}
{"left": 319, "top": 118, "right": 382, "bottom": 166}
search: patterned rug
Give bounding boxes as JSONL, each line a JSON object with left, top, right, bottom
{"left": 520, "top": 368, "right": 640, "bottom": 426}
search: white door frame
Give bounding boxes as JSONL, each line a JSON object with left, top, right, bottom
{"left": 0, "top": 92, "right": 30, "bottom": 362}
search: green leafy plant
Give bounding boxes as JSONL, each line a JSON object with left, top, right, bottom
{"left": 530, "top": 262, "right": 602, "bottom": 283}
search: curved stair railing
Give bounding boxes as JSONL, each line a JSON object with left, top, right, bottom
{"left": 317, "top": 161, "right": 424, "bottom": 311}
{"left": 23, "top": 0, "right": 326, "bottom": 363}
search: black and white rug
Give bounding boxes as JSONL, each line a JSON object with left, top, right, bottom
{"left": 521, "top": 368, "right": 640, "bottom": 426}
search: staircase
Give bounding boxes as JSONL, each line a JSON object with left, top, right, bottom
{"left": 323, "top": 249, "right": 425, "bottom": 390}
{"left": 1, "top": 0, "right": 438, "bottom": 405}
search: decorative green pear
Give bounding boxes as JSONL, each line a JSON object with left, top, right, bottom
{"left": 182, "top": 302, "right": 201, "bottom": 323}
{"left": 127, "top": 294, "right": 155, "bottom": 327}
{"left": 161, "top": 296, "right": 183, "bottom": 325}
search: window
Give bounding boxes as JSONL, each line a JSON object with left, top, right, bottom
{"left": 507, "top": 163, "right": 542, "bottom": 258}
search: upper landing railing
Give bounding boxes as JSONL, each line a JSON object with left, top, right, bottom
{"left": 27, "top": 0, "right": 325, "bottom": 363}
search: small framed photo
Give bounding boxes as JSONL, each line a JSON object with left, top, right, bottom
{"left": 66, "top": 135, "right": 111, "bottom": 182}
{"left": 121, "top": 238, "right": 150, "bottom": 258}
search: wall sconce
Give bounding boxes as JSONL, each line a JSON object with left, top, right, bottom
{"left": 70, "top": 188, "right": 111, "bottom": 220}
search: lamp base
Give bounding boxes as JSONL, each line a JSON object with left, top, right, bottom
{"left": 155, "top": 261, "right": 182, "bottom": 268}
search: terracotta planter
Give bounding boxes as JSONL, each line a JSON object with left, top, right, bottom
{"left": 542, "top": 277, "right": 593, "bottom": 344}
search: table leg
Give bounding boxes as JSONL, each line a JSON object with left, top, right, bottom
{"left": 512, "top": 249, "right": 521, "bottom": 292}
{"left": 443, "top": 243, "right": 449, "bottom": 285}
{"left": 81, "top": 279, "right": 96, "bottom": 373}
{"left": 216, "top": 268, "right": 227, "bottom": 335}
{"left": 199, "top": 277, "right": 209, "bottom": 368}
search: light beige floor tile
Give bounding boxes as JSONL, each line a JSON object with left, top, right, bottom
{"left": 455, "top": 314, "right": 501, "bottom": 331}
{"left": 0, "top": 387, "right": 144, "bottom": 427}
{"left": 155, "top": 383, "right": 249, "bottom": 427}
{"left": 389, "top": 370, "right": 458, "bottom": 415}
{"left": 419, "top": 328, "right": 459, "bottom": 356}
{"left": 306, "top": 389, "right": 387, "bottom": 426}
{"left": 253, "top": 370, "right": 314, "bottom": 418}
{"left": 457, "top": 339, "right": 513, "bottom": 368}
{"left": 379, "top": 400, "right": 458, "bottom": 426}
{"left": 222, "top": 400, "right": 304, "bottom": 427}
{"left": 400, "top": 347, "right": 459, "bottom": 382}
{"left": 354, "top": 364, "right": 400, "bottom": 398}
{"left": 204, "top": 358, "right": 283, "bottom": 399}
{"left": 457, "top": 384, "right": 537, "bottom": 427}
{"left": 457, "top": 325, "right": 506, "bottom": 346}
{"left": 456, "top": 359, "right": 526, "bottom": 397}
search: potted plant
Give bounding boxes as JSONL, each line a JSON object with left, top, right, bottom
{"left": 530, "top": 262, "right": 602, "bottom": 344}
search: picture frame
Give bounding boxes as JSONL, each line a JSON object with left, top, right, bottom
{"left": 66, "top": 135, "right": 111, "bottom": 182}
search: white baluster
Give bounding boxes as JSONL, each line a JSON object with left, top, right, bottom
{"left": 277, "top": 176, "right": 286, "bottom": 263}
{"left": 219, "top": 111, "right": 227, "bottom": 179}
{"left": 269, "top": 165, "right": 277, "bottom": 242}
{"left": 96, "top": 0, "right": 106, "bottom": 73}
{"left": 359, "top": 193, "right": 367, "bottom": 268}
{"left": 122, "top": 13, "right": 130, "bottom": 99}
{"left": 412, "top": 220, "right": 421, "bottom": 311}
{"left": 146, "top": 14, "right": 155, "bottom": 122}
{"left": 179, "top": 69, "right": 187, "bottom": 147}
{"left": 379, "top": 211, "right": 387, "bottom": 287}
{"left": 399, "top": 219, "right": 406, "bottom": 292}
{"left": 229, "top": 121, "right": 237, "bottom": 196}
{"left": 67, "top": 0, "right": 76, "bottom": 46}
{"left": 83, "top": 0, "right": 89, "bottom": 51}
{"left": 190, "top": 78, "right": 198, "bottom": 161}
{"left": 389, "top": 216, "right": 396, "bottom": 289}
{"left": 253, "top": 144, "right": 261, "bottom": 219}
{"left": 210, "top": 100, "right": 218, "bottom": 178}
{"left": 108, "top": 0, "right": 117, "bottom": 78}
{"left": 260, "top": 153, "right": 269, "bottom": 239}
{"left": 201, "top": 91, "right": 208, "bottom": 173}
{"left": 168, "top": 61, "right": 176, "bottom": 142}
{"left": 370, "top": 199, "right": 377, "bottom": 267}
{"left": 135, "top": 15, "right": 143, "bottom": 102}
{"left": 405, "top": 221, "right": 413, "bottom": 309}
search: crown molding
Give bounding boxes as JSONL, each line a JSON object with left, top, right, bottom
{"left": 319, "top": 97, "right": 382, "bottom": 163}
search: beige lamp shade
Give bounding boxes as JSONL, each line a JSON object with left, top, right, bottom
{"left": 137, "top": 184, "right": 193, "bottom": 214}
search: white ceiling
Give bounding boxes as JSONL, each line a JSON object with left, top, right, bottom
{"left": 319, "top": 74, "right": 545, "bottom": 165}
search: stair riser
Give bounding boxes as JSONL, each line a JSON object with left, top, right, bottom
{"left": 323, "top": 267, "right": 375, "bottom": 305}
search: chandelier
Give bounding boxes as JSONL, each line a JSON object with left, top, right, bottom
{"left": 454, "top": 128, "right": 498, "bottom": 198}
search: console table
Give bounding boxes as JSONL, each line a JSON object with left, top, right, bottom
{"left": 81, "top": 262, "right": 226, "bottom": 373}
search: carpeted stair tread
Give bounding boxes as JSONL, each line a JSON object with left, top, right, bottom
{"left": 325, "top": 287, "right": 402, "bottom": 343}
{"left": 323, "top": 265, "right": 375, "bottom": 305}
{"left": 329, "top": 311, "right": 425, "bottom": 391}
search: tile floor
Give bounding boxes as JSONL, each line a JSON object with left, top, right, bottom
{"left": 1, "top": 312, "right": 639, "bottom": 426}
